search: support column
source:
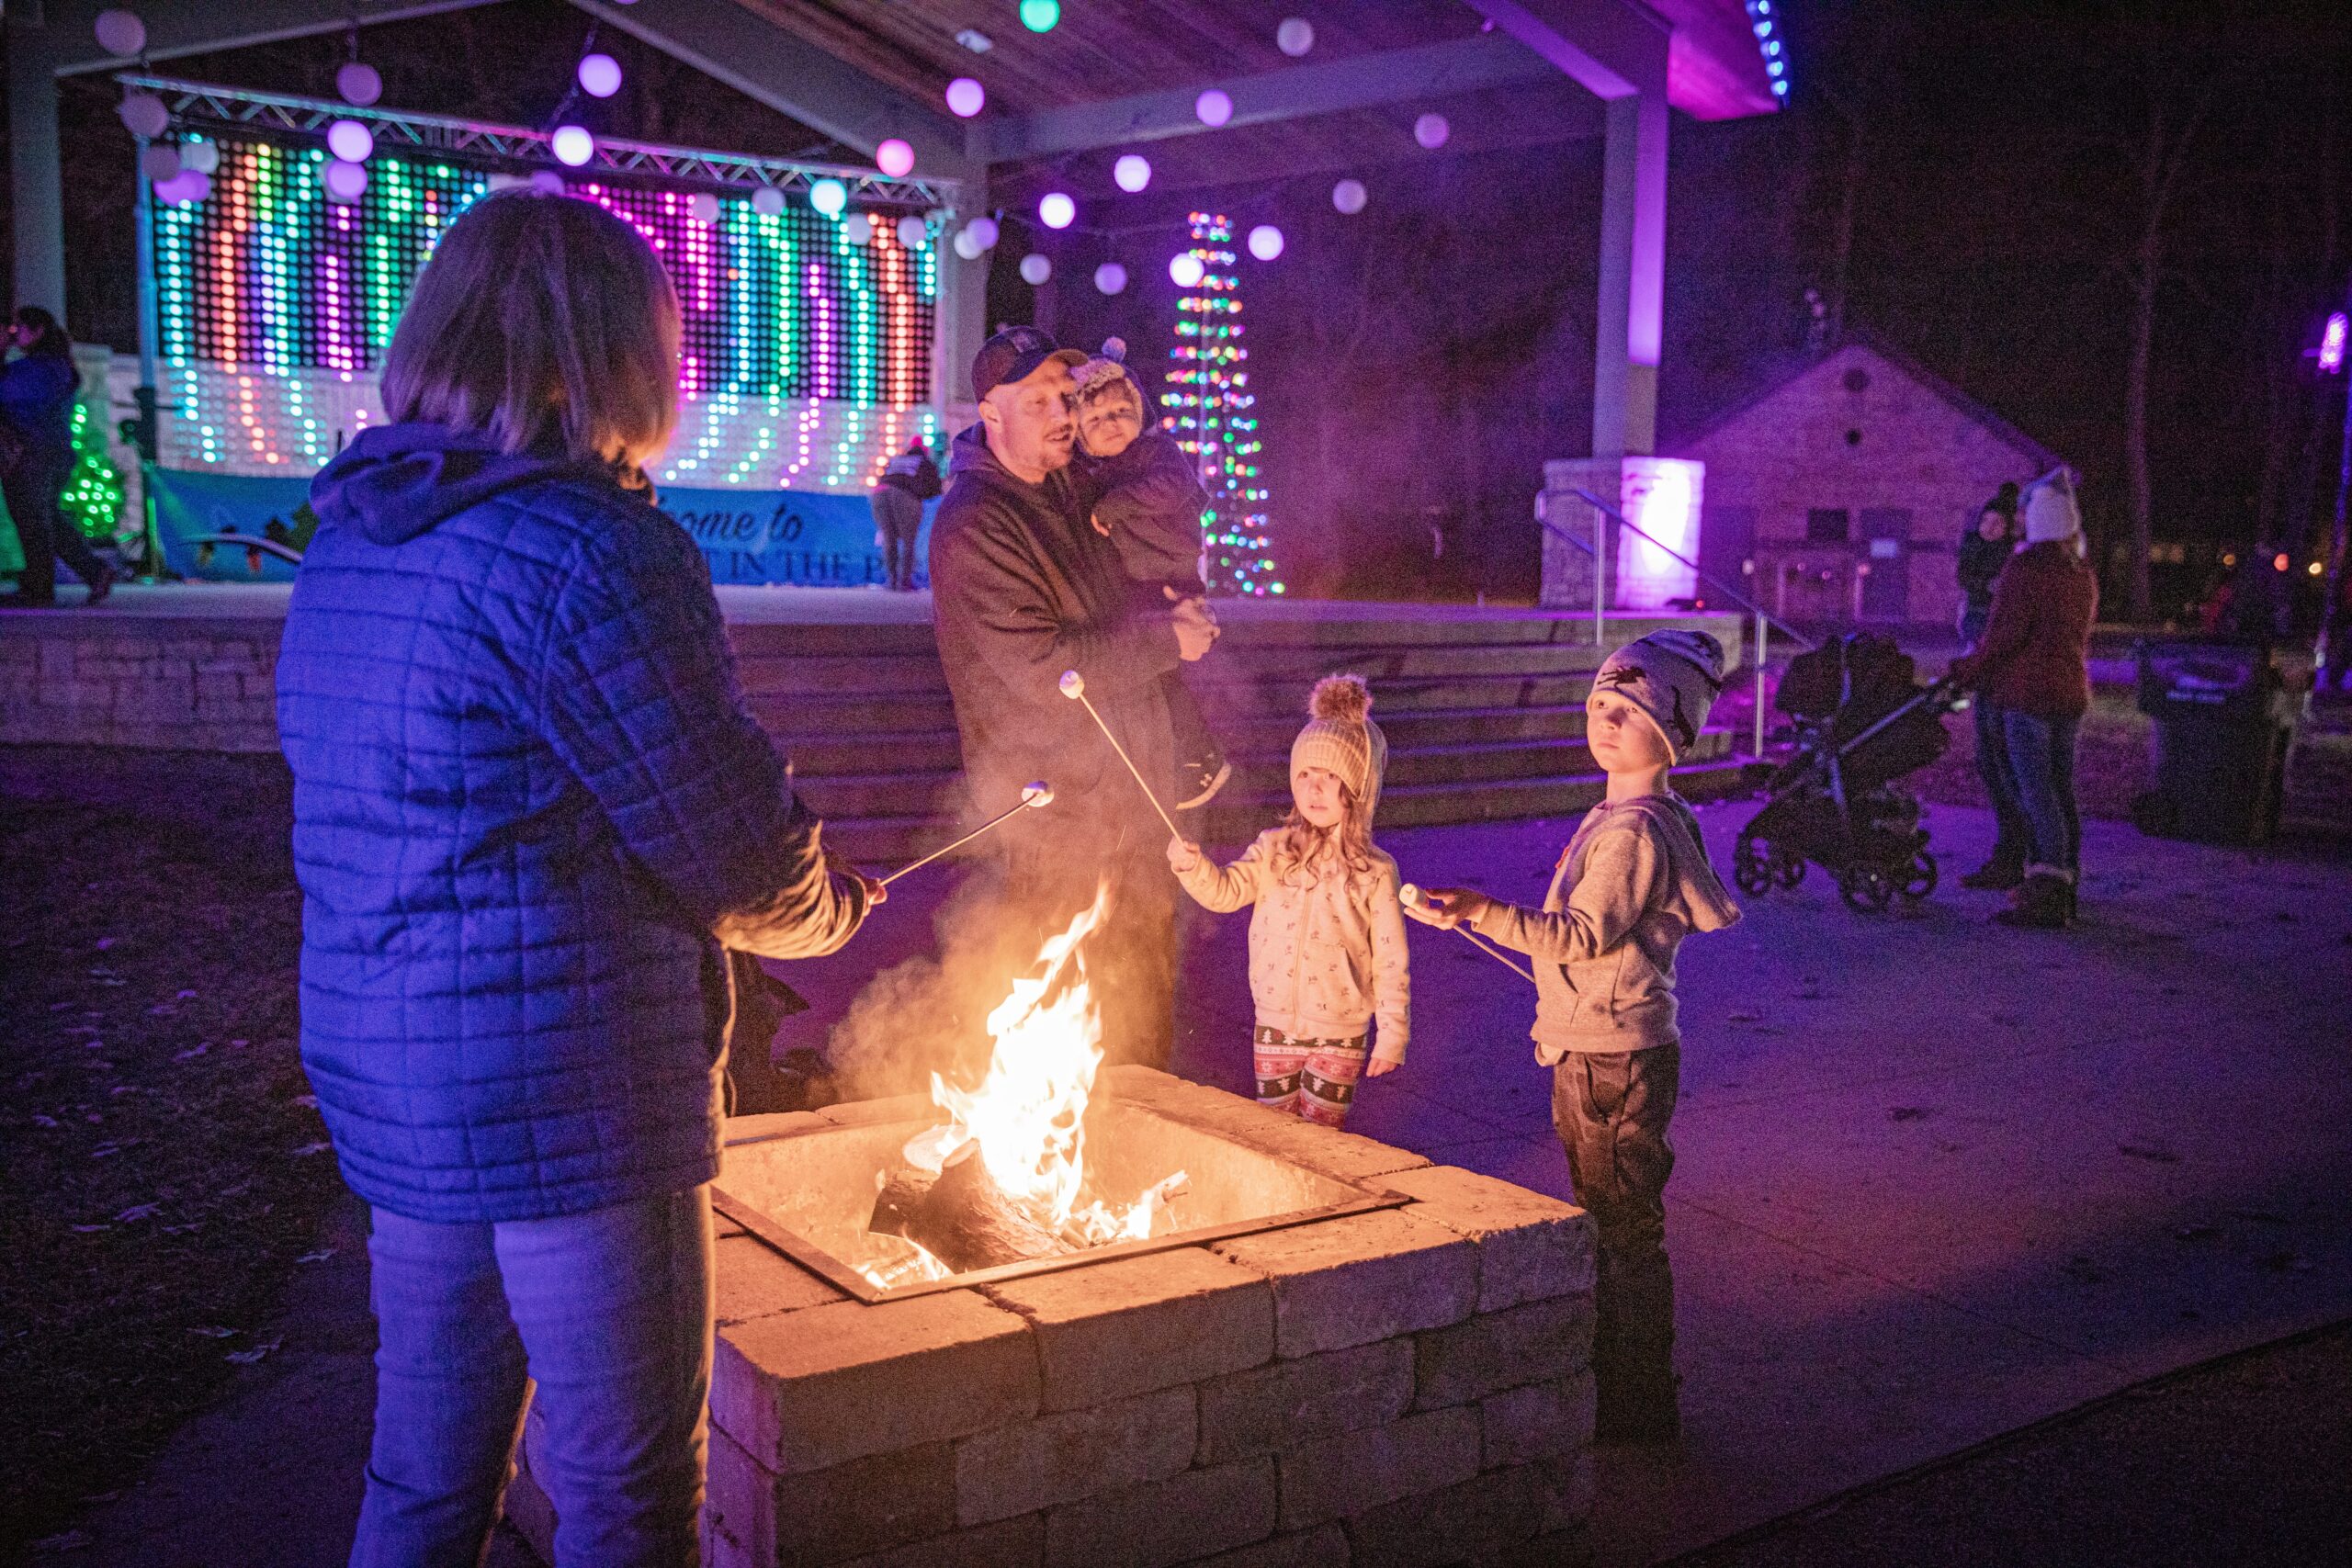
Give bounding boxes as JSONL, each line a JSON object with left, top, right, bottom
{"left": 932, "top": 183, "right": 989, "bottom": 415}
{"left": 1593, "top": 88, "right": 1668, "bottom": 460}
{"left": 6, "top": 17, "right": 68, "bottom": 316}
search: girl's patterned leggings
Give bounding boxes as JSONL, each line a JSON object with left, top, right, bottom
{"left": 1253, "top": 1025, "right": 1369, "bottom": 1127}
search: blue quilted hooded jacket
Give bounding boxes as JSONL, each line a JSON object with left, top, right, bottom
{"left": 278, "top": 423, "right": 867, "bottom": 1224}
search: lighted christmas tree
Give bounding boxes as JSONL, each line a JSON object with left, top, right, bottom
{"left": 1163, "top": 212, "right": 1279, "bottom": 595}
{"left": 62, "top": 400, "right": 126, "bottom": 543}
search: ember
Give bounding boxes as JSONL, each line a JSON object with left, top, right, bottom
{"left": 861, "top": 885, "right": 1186, "bottom": 1285}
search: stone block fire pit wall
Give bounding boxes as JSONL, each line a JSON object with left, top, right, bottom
{"left": 505, "top": 1066, "right": 1598, "bottom": 1568}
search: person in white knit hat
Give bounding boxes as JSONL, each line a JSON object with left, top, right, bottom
{"left": 1167, "top": 675, "right": 1409, "bottom": 1127}
{"left": 1406, "top": 629, "right": 1741, "bottom": 1444}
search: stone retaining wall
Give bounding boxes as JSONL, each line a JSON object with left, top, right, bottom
{"left": 0, "top": 617, "right": 281, "bottom": 752}
{"left": 508, "top": 1068, "right": 1599, "bottom": 1568}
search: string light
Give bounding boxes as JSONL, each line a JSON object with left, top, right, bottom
{"left": 1162, "top": 213, "right": 1279, "bottom": 596}
{"left": 945, "top": 78, "right": 986, "bottom": 118}
{"left": 62, "top": 400, "right": 127, "bottom": 542}
{"left": 1746, "top": 1, "right": 1792, "bottom": 98}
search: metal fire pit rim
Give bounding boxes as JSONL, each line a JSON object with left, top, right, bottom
{"left": 712, "top": 1104, "right": 1413, "bottom": 1305}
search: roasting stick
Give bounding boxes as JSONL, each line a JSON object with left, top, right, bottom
{"left": 878, "top": 783, "right": 1055, "bottom": 887}
{"left": 1058, "top": 670, "right": 1183, "bottom": 839}
{"left": 1399, "top": 883, "right": 1537, "bottom": 984}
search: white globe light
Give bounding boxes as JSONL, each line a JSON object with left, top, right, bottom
{"left": 1038, "top": 191, "right": 1076, "bottom": 230}
{"left": 809, "top": 177, "right": 848, "bottom": 217}
{"left": 967, "top": 216, "right": 1001, "bottom": 251}
{"left": 153, "top": 169, "right": 208, "bottom": 207}
{"left": 179, "top": 140, "right": 219, "bottom": 175}
{"left": 141, "top": 145, "right": 182, "bottom": 185}
{"left": 1019, "top": 253, "right": 1052, "bottom": 286}
{"left": 1113, "top": 153, "right": 1151, "bottom": 193}
{"left": 1414, "top": 112, "right": 1451, "bottom": 150}
{"left": 327, "top": 119, "right": 374, "bottom": 164}
{"left": 118, "top": 92, "right": 169, "bottom": 141}
{"left": 896, "top": 215, "right": 929, "bottom": 248}
{"left": 1170, "top": 252, "right": 1205, "bottom": 288}
{"left": 945, "top": 77, "right": 986, "bottom": 118}
{"left": 876, "top": 138, "right": 915, "bottom": 177}
{"left": 752, "top": 186, "right": 786, "bottom": 216}
{"left": 550, "top": 125, "right": 595, "bottom": 167}
{"left": 688, "top": 191, "right": 721, "bottom": 224}
{"left": 1093, "top": 262, "right": 1128, "bottom": 295}
{"left": 1331, "top": 177, "right": 1368, "bottom": 215}
{"left": 953, "top": 227, "right": 983, "bottom": 260}
{"left": 1195, "top": 88, "right": 1234, "bottom": 128}
{"left": 94, "top": 9, "right": 146, "bottom": 57}
{"left": 577, "top": 52, "right": 622, "bottom": 99}
{"left": 336, "top": 62, "right": 383, "bottom": 107}
{"left": 1247, "top": 223, "right": 1283, "bottom": 261}
{"left": 322, "top": 159, "right": 369, "bottom": 203}
{"left": 1276, "top": 17, "right": 1315, "bottom": 57}
{"left": 842, "top": 212, "right": 874, "bottom": 244}
{"left": 529, "top": 169, "right": 567, "bottom": 195}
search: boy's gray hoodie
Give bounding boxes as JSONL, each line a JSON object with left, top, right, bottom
{"left": 1470, "top": 794, "right": 1739, "bottom": 1061}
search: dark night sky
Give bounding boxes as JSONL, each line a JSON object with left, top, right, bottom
{"left": 5, "top": 0, "right": 2346, "bottom": 609}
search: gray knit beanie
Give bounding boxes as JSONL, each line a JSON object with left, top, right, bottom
{"left": 1591, "top": 630, "right": 1726, "bottom": 764}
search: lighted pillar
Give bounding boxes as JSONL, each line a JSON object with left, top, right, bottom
{"left": 1540, "top": 456, "right": 1703, "bottom": 613}
{"left": 935, "top": 180, "right": 989, "bottom": 408}
{"left": 1593, "top": 89, "right": 1667, "bottom": 459}
{"left": 6, "top": 17, "right": 67, "bottom": 315}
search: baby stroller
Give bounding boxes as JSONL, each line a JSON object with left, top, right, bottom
{"left": 1733, "top": 633, "right": 1959, "bottom": 913}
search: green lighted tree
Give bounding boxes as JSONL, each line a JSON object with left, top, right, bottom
{"left": 1162, "top": 212, "right": 1279, "bottom": 596}
{"left": 61, "top": 401, "right": 127, "bottom": 543}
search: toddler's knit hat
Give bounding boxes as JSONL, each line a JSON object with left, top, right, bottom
{"left": 2021, "top": 467, "right": 2082, "bottom": 545}
{"left": 1072, "top": 336, "right": 1148, "bottom": 414}
{"left": 1291, "top": 675, "right": 1388, "bottom": 819}
{"left": 1592, "top": 630, "right": 1726, "bottom": 764}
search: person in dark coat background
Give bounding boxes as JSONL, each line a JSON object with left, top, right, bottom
{"left": 0, "top": 306, "right": 114, "bottom": 606}
{"left": 929, "top": 326, "right": 1219, "bottom": 1071}
{"left": 871, "top": 435, "right": 941, "bottom": 591}
{"left": 1949, "top": 469, "right": 2098, "bottom": 930}
{"left": 276, "top": 192, "right": 878, "bottom": 1567}
{"left": 1954, "top": 483, "right": 2026, "bottom": 887}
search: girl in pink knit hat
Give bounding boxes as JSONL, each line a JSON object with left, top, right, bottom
{"left": 1166, "top": 676, "right": 1410, "bottom": 1126}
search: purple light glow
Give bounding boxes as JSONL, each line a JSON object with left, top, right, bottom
{"left": 2321, "top": 311, "right": 2347, "bottom": 374}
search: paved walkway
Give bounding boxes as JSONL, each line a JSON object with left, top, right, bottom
{"left": 65, "top": 802, "right": 2352, "bottom": 1565}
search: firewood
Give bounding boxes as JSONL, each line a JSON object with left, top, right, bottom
{"left": 868, "top": 1140, "right": 1073, "bottom": 1273}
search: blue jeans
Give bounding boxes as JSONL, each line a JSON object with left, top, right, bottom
{"left": 352, "top": 1187, "right": 714, "bottom": 1568}
{"left": 1998, "top": 709, "right": 2081, "bottom": 879}
{"left": 1973, "top": 698, "right": 2030, "bottom": 863}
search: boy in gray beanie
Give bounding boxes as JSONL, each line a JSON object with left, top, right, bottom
{"left": 1406, "top": 628, "right": 1740, "bottom": 1443}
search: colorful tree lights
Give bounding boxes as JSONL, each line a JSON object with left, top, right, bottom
{"left": 62, "top": 401, "right": 127, "bottom": 543}
{"left": 1162, "top": 213, "right": 1277, "bottom": 596}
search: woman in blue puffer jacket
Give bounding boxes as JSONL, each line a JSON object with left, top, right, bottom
{"left": 277, "top": 191, "right": 878, "bottom": 1567}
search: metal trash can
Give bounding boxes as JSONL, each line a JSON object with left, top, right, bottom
{"left": 2131, "top": 640, "right": 2290, "bottom": 846}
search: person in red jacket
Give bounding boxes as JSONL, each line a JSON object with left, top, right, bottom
{"left": 1948, "top": 468, "right": 2098, "bottom": 929}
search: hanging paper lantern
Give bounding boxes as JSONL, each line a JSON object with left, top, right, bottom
{"left": 1169, "top": 252, "right": 1205, "bottom": 288}
{"left": 1195, "top": 89, "right": 1234, "bottom": 128}
{"left": 752, "top": 186, "right": 786, "bottom": 216}
{"left": 1019, "top": 0, "right": 1060, "bottom": 33}
{"left": 336, "top": 62, "right": 383, "bottom": 107}
{"left": 1114, "top": 154, "right": 1151, "bottom": 193}
{"left": 1093, "top": 262, "right": 1129, "bottom": 296}
{"left": 1276, "top": 18, "right": 1315, "bottom": 57}
{"left": 953, "top": 227, "right": 984, "bottom": 260}
{"left": 1038, "top": 192, "right": 1076, "bottom": 230}
{"left": 577, "top": 52, "right": 623, "bottom": 99}
{"left": 141, "top": 145, "right": 182, "bottom": 185}
{"left": 529, "top": 169, "right": 567, "bottom": 195}
{"left": 809, "top": 177, "right": 848, "bottom": 217}
{"left": 327, "top": 119, "right": 374, "bottom": 164}
{"left": 1247, "top": 224, "right": 1283, "bottom": 261}
{"left": 322, "top": 160, "right": 369, "bottom": 203}
{"left": 896, "top": 215, "right": 929, "bottom": 248}
{"left": 179, "top": 140, "right": 220, "bottom": 175}
{"left": 1414, "top": 112, "right": 1451, "bottom": 150}
{"left": 94, "top": 9, "right": 147, "bottom": 57}
{"left": 945, "top": 77, "right": 986, "bottom": 118}
{"left": 688, "top": 191, "right": 722, "bottom": 224}
{"left": 1331, "top": 177, "right": 1368, "bottom": 215}
{"left": 118, "top": 92, "right": 170, "bottom": 141}
{"left": 1019, "top": 253, "right": 1053, "bottom": 286}
{"left": 550, "top": 125, "right": 595, "bottom": 167}
{"left": 966, "top": 216, "right": 1001, "bottom": 251}
{"left": 842, "top": 212, "right": 874, "bottom": 244}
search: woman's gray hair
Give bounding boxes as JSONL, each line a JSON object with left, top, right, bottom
{"left": 382, "top": 191, "right": 680, "bottom": 469}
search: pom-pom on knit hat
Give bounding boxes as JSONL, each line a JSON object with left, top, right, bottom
{"left": 1291, "top": 675, "right": 1388, "bottom": 819}
{"left": 1592, "top": 630, "right": 1726, "bottom": 765}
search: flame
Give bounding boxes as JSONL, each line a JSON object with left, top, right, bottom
{"left": 857, "top": 882, "right": 1183, "bottom": 1289}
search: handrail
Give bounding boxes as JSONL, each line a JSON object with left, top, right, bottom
{"left": 1561, "top": 487, "right": 1815, "bottom": 650}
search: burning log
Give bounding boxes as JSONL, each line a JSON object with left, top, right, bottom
{"left": 868, "top": 1139, "right": 1076, "bottom": 1275}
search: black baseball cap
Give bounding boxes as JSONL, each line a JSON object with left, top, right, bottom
{"left": 972, "top": 325, "right": 1086, "bottom": 400}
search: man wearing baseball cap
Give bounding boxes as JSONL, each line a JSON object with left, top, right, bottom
{"left": 929, "top": 326, "right": 1218, "bottom": 1068}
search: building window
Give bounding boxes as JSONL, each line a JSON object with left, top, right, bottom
{"left": 1806, "top": 508, "right": 1850, "bottom": 543}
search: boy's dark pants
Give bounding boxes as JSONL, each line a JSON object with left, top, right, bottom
{"left": 1551, "top": 1043, "right": 1680, "bottom": 1418}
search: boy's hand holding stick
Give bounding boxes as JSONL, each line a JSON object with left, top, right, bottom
{"left": 1399, "top": 884, "right": 1536, "bottom": 984}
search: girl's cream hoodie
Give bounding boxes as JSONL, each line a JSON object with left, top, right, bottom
{"left": 1176, "top": 829, "right": 1411, "bottom": 1063}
